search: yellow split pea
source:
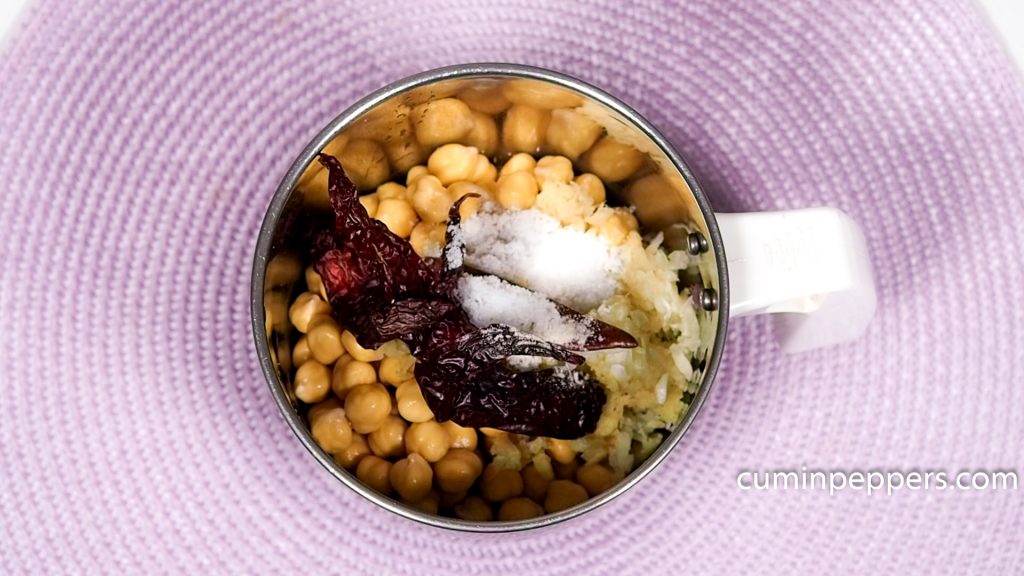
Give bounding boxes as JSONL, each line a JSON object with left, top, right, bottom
{"left": 291, "top": 84, "right": 691, "bottom": 519}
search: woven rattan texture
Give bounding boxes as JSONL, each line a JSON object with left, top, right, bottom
{"left": 1, "top": 0, "right": 1022, "bottom": 573}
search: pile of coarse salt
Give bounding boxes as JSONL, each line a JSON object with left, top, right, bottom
{"left": 460, "top": 206, "right": 624, "bottom": 311}
{"left": 456, "top": 274, "right": 592, "bottom": 346}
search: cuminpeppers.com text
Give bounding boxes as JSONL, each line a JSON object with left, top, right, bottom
{"left": 736, "top": 467, "right": 1018, "bottom": 496}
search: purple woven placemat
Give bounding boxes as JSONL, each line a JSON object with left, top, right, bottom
{"left": 1, "top": 0, "right": 1023, "bottom": 573}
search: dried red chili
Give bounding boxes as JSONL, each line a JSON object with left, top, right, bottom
{"left": 312, "top": 154, "right": 636, "bottom": 438}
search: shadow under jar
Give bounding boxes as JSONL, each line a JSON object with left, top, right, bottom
{"left": 253, "top": 64, "right": 727, "bottom": 531}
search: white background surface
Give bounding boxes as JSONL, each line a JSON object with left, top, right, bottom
{"left": 0, "top": 0, "right": 28, "bottom": 46}
{"left": 0, "top": 1, "right": 1023, "bottom": 68}
{"left": 980, "top": 0, "right": 1024, "bottom": 73}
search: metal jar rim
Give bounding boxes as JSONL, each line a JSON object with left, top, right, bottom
{"left": 250, "top": 63, "right": 730, "bottom": 532}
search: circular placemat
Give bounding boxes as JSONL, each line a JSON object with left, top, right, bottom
{"left": 1, "top": 0, "right": 1022, "bottom": 573}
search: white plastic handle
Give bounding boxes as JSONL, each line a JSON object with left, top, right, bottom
{"left": 716, "top": 208, "right": 876, "bottom": 353}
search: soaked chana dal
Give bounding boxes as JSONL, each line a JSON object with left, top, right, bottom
{"left": 277, "top": 81, "right": 706, "bottom": 521}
